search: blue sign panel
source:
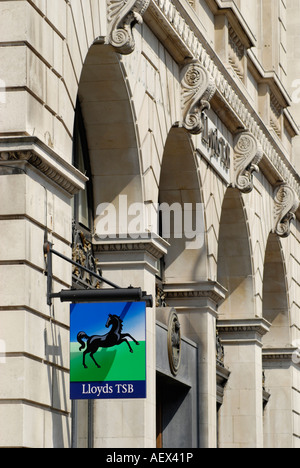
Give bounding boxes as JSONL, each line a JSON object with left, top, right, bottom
{"left": 70, "top": 302, "right": 146, "bottom": 399}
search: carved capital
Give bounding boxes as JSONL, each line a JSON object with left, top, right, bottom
{"left": 233, "top": 131, "right": 263, "bottom": 193}
{"left": 107, "top": 0, "right": 150, "bottom": 54}
{"left": 273, "top": 183, "right": 299, "bottom": 238}
{"left": 180, "top": 59, "right": 216, "bottom": 135}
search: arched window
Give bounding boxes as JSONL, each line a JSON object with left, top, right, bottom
{"left": 71, "top": 101, "right": 100, "bottom": 291}
{"left": 72, "top": 101, "right": 93, "bottom": 231}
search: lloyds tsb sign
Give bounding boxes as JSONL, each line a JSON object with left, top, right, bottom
{"left": 70, "top": 302, "right": 146, "bottom": 400}
{"left": 197, "top": 112, "right": 231, "bottom": 183}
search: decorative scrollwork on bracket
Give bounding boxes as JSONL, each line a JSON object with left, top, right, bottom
{"left": 233, "top": 131, "right": 263, "bottom": 193}
{"left": 107, "top": 0, "right": 150, "bottom": 55}
{"left": 180, "top": 59, "right": 216, "bottom": 135}
{"left": 273, "top": 183, "right": 299, "bottom": 238}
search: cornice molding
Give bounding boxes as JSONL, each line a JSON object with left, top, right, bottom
{"left": 217, "top": 318, "right": 271, "bottom": 345}
{"left": 93, "top": 234, "right": 169, "bottom": 260}
{"left": 180, "top": 59, "right": 216, "bottom": 134}
{"left": 107, "top": 0, "right": 150, "bottom": 54}
{"left": 0, "top": 137, "right": 87, "bottom": 196}
{"left": 163, "top": 281, "right": 227, "bottom": 307}
{"left": 262, "top": 347, "right": 299, "bottom": 365}
{"left": 233, "top": 130, "right": 263, "bottom": 193}
{"left": 218, "top": 319, "right": 270, "bottom": 335}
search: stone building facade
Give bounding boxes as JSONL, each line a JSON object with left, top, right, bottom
{"left": 0, "top": 0, "right": 300, "bottom": 448}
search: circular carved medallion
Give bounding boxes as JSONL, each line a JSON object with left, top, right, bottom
{"left": 167, "top": 309, "right": 181, "bottom": 376}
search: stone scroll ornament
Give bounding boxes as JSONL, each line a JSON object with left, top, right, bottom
{"left": 274, "top": 183, "right": 299, "bottom": 238}
{"left": 233, "top": 131, "right": 263, "bottom": 193}
{"left": 107, "top": 0, "right": 150, "bottom": 54}
{"left": 180, "top": 59, "right": 216, "bottom": 134}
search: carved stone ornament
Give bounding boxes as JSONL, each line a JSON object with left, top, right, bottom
{"left": 273, "top": 183, "right": 299, "bottom": 238}
{"left": 107, "top": 0, "right": 150, "bottom": 54}
{"left": 167, "top": 309, "right": 181, "bottom": 376}
{"left": 216, "top": 330, "right": 225, "bottom": 367}
{"left": 72, "top": 222, "right": 102, "bottom": 289}
{"left": 233, "top": 131, "right": 263, "bottom": 193}
{"left": 180, "top": 59, "right": 216, "bottom": 135}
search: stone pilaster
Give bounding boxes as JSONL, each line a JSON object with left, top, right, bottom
{"left": 217, "top": 318, "right": 271, "bottom": 448}
{"left": 262, "top": 348, "right": 300, "bottom": 448}
{"left": 91, "top": 234, "right": 168, "bottom": 448}
{"left": 164, "top": 281, "right": 227, "bottom": 448}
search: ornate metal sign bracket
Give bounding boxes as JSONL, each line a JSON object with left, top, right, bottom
{"left": 44, "top": 242, "right": 153, "bottom": 307}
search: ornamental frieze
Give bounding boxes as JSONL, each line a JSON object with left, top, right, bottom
{"left": 107, "top": 0, "right": 150, "bottom": 54}
{"left": 233, "top": 131, "right": 263, "bottom": 194}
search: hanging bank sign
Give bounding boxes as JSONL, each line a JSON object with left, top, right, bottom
{"left": 196, "top": 112, "right": 231, "bottom": 184}
{"left": 70, "top": 301, "right": 146, "bottom": 400}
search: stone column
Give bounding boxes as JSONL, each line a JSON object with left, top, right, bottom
{"left": 92, "top": 235, "right": 168, "bottom": 448}
{"left": 164, "top": 281, "right": 227, "bottom": 448}
{"left": 217, "top": 318, "right": 271, "bottom": 448}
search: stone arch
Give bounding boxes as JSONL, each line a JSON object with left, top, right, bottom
{"left": 65, "top": 5, "right": 184, "bottom": 240}
{"left": 262, "top": 233, "right": 291, "bottom": 347}
{"left": 158, "top": 127, "right": 207, "bottom": 283}
{"left": 217, "top": 188, "right": 255, "bottom": 317}
{"left": 76, "top": 43, "right": 144, "bottom": 236}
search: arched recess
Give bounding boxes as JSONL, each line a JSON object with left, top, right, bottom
{"left": 262, "top": 233, "right": 290, "bottom": 347}
{"left": 217, "top": 188, "right": 255, "bottom": 317}
{"left": 76, "top": 43, "right": 144, "bottom": 236}
{"left": 159, "top": 127, "right": 207, "bottom": 284}
{"left": 70, "top": 42, "right": 150, "bottom": 449}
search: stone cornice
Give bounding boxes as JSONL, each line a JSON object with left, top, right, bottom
{"left": 163, "top": 281, "right": 227, "bottom": 306}
{"left": 218, "top": 320, "right": 270, "bottom": 336}
{"left": 0, "top": 137, "right": 87, "bottom": 196}
{"left": 262, "top": 347, "right": 300, "bottom": 366}
{"left": 144, "top": 0, "right": 300, "bottom": 215}
{"left": 217, "top": 317, "right": 271, "bottom": 345}
{"left": 93, "top": 234, "right": 169, "bottom": 260}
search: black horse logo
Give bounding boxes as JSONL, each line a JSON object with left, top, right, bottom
{"left": 77, "top": 314, "right": 140, "bottom": 369}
